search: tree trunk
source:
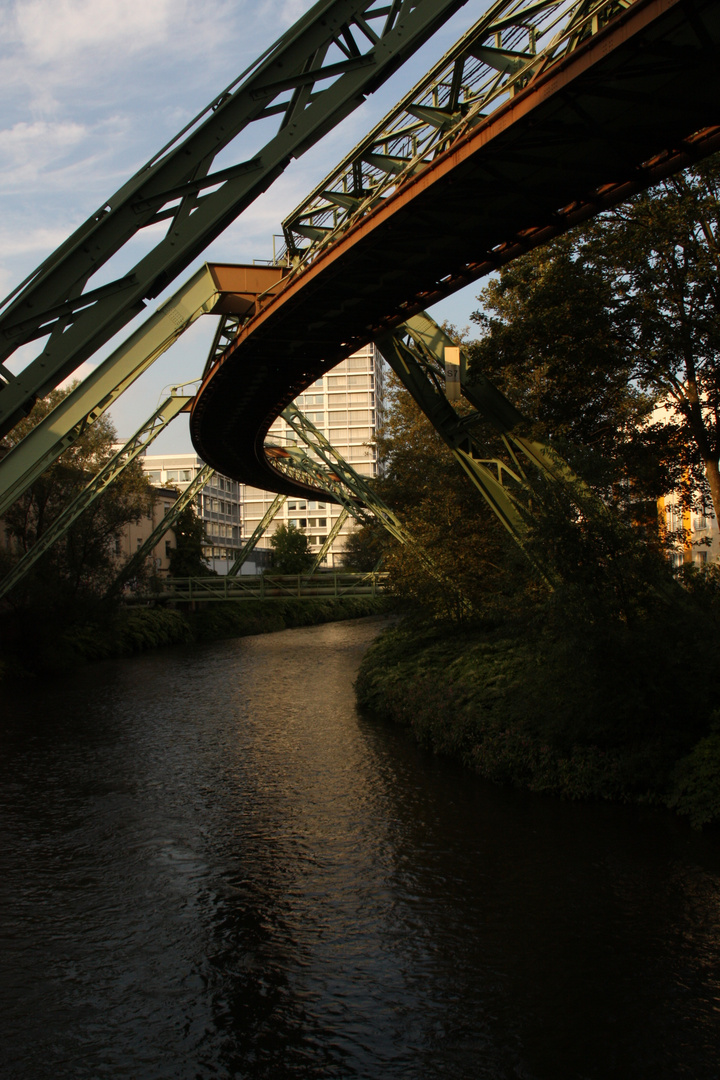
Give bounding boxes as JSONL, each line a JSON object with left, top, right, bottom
{"left": 703, "top": 456, "right": 720, "bottom": 532}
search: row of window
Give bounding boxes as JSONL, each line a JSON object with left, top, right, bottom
{"left": 288, "top": 518, "right": 327, "bottom": 528}
{"left": 203, "top": 497, "right": 239, "bottom": 518}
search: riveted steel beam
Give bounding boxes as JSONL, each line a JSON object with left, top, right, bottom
{"left": 228, "top": 493, "right": 287, "bottom": 575}
{"left": 278, "top": 0, "right": 632, "bottom": 265}
{"left": 109, "top": 463, "right": 216, "bottom": 596}
{"left": 310, "top": 507, "right": 350, "bottom": 572}
{"left": 378, "top": 312, "right": 584, "bottom": 582}
{"left": 0, "top": 263, "right": 284, "bottom": 519}
{"left": 0, "top": 0, "right": 471, "bottom": 438}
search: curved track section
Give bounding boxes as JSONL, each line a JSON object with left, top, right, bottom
{"left": 191, "top": 0, "right": 720, "bottom": 496}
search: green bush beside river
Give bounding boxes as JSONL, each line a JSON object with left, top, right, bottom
{"left": 355, "top": 608, "right": 720, "bottom": 829}
{"left": 0, "top": 597, "right": 388, "bottom": 680}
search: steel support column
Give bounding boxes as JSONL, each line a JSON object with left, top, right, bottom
{"left": 0, "top": 0, "right": 470, "bottom": 438}
{"left": 228, "top": 493, "right": 287, "bottom": 575}
{"left": 109, "top": 464, "right": 215, "bottom": 595}
{"left": 310, "top": 507, "right": 350, "bottom": 573}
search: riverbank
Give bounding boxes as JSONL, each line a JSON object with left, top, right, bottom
{"left": 355, "top": 611, "right": 720, "bottom": 829}
{"left": 0, "top": 596, "right": 389, "bottom": 681}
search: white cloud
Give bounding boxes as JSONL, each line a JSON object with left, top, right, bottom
{"left": 0, "top": 224, "right": 79, "bottom": 258}
{"left": 0, "top": 120, "right": 88, "bottom": 187}
{"left": 13, "top": 0, "right": 179, "bottom": 63}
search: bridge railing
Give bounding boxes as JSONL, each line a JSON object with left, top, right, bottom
{"left": 128, "top": 572, "right": 389, "bottom": 603}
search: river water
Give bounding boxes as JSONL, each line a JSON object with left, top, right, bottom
{"left": 0, "top": 616, "right": 718, "bottom": 1079}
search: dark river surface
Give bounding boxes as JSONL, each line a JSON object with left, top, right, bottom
{"left": 1, "top": 615, "right": 718, "bottom": 1080}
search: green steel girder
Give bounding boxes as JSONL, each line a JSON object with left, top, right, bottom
{"left": 268, "top": 442, "right": 372, "bottom": 523}
{"left": 378, "top": 312, "right": 580, "bottom": 562}
{"left": 0, "top": 0, "right": 471, "bottom": 439}
{"left": 0, "top": 264, "right": 225, "bottom": 518}
{"left": 311, "top": 507, "right": 350, "bottom": 572}
{"left": 280, "top": 404, "right": 412, "bottom": 546}
{"left": 228, "top": 493, "right": 287, "bottom": 576}
{"left": 0, "top": 393, "right": 192, "bottom": 602}
{"left": 110, "top": 463, "right": 216, "bottom": 595}
{"left": 279, "top": 0, "right": 633, "bottom": 266}
{"left": 275, "top": 406, "right": 454, "bottom": 592}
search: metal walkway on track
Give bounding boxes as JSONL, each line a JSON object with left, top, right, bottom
{"left": 190, "top": 0, "right": 720, "bottom": 495}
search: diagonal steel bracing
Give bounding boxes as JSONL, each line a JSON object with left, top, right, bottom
{"left": 310, "top": 508, "right": 351, "bottom": 573}
{"left": 109, "top": 464, "right": 216, "bottom": 596}
{"left": 280, "top": 404, "right": 412, "bottom": 547}
{"left": 279, "top": 0, "right": 641, "bottom": 268}
{"left": 0, "top": 393, "right": 192, "bottom": 602}
{"left": 0, "top": 0, "right": 471, "bottom": 439}
{"left": 228, "top": 493, "right": 287, "bottom": 576}
{"left": 0, "top": 263, "right": 283, "bottom": 519}
{"left": 378, "top": 312, "right": 581, "bottom": 567}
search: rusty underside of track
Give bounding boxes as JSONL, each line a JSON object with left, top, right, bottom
{"left": 191, "top": 0, "right": 720, "bottom": 497}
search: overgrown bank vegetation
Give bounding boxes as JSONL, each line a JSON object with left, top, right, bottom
{"left": 349, "top": 159, "right": 720, "bottom": 829}
{"left": 0, "top": 597, "right": 388, "bottom": 680}
{"left": 356, "top": 595, "right": 720, "bottom": 830}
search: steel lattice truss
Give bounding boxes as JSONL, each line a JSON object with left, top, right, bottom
{"left": 279, "top": 0, "right": 635, "bottom": 267}
{"left": 0, "top": 0, "right": 471, "bottom": 439}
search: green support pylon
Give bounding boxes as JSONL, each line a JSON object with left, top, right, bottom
{"left": 0, "top": 0, "right": 469, "bottom": 438}
{"left": 0, "top": 264, "right": 225, "bottom": 518}
{"left": 109, "top": 463, "right": 215, "bottom": 595}
{"left": 310, "top": 507, "right": 349, "bottom": 573}
{"left": 280, "top": 405, "right": 412, "bottom": 548}
{"left": 0, "top": 393, "right": 192, "bottom": 602}
{"left": 378, "top": 312, "right": 581, "bottom": 566}
{"left": 228, "top": 493, "right": 287, "bottom": 576}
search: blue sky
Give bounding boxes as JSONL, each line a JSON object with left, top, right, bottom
{"left": 0, "top": 0, "right": 491, "bottom": 452}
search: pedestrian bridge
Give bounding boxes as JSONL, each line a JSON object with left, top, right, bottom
{"left": 132, "top": 572, "right": 388, "bottom": 603}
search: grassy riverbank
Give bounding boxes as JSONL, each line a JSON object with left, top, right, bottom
{"left": 1, "top": 596, "right": 389, "bottom": 680}
{"left": 355, "top": 607, "right": 720, "bottom": 829}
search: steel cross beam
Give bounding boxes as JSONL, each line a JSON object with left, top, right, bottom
{"left": 271, "top": 409, "right": 468, "bottom": 603}
{"left": 278, "top": 1, "right": 634, "bottom": 266}
{"left": 109, "top": 464, "right": 216, "bottom": 596}
{"left": 0, "top": 263, "right": 284, "bottom": 519}
{"left": 378, "top": 312, "right": 579, "bottom": 566}
{"left": 228, "top": 493, "right": 287, "bottom": 576}
{"left": 0, "top": 393, "right": 192, "bottom": 602}
{"left": 0, "top": 0, "right": 471, "bottom": 439}
{"left": 279, "top": 0, "right": 633, "bottom": 267}
{"left": 311, "top": 507, "right": 350, "bottom": 572}
{"left": 280, "top": 404, "right": 412, "bottom": 546}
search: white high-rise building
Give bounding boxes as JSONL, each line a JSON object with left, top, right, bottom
{"left": 241, "top": 343, "right": 385, "bottom": 568}
{"left": 139, "top": 454, "right": 250, "bottom": 574}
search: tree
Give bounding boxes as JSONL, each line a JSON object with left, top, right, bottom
{"left": 342, "top": 519, "right": 386, "bottom": 571}
{"left": 468, "top": 234, "right": 663, "bottom": 504}
{"left": 370, "top": 372, "right": 534, "bottom": 619}
{"left": 470, "top": 155, "right": 720, "bottom": 530}
{"left": 269, "top": 523, "right": 313, "bottom": 573}
{"left": 167, "top": 503, "right": 212, "bottom": 577}
{"left": 1, "top": 386, "right": 154, "bottom": 608}
{"left": 586, "top": 158, "right": 720, "bottom": 525}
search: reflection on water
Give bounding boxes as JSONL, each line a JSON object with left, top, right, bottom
{"left": 0, "top": 616, "right": 718, "bottom": 1079}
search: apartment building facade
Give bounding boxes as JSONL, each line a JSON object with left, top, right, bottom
{"left": 139, "top": 454, "right": 247, "bottom": 574}
{"left": 240, "top": 343, "right": 385, "bottom": 568}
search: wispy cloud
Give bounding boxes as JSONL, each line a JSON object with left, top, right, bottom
{"left": 14, "top": 0, "right": 179, "bottom": 63}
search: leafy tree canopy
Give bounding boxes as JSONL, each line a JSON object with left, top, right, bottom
{"left": 1, "top": 386, "right": 154, "bottom": 612}
{"left": 269, "top": 523, "right": 313, "bottom": 573}
{"left": 167, "top": 503, "right": 212, "bottom": 577}
{"left": 470, "top": 155, "right": 720, "bottom": 529}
